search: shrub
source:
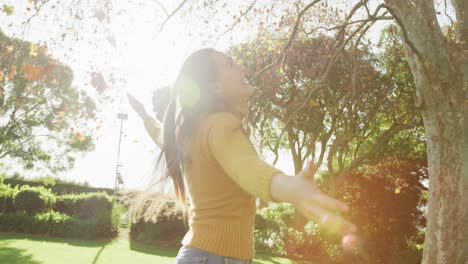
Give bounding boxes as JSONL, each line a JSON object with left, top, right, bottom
{"left": 33, "top": 211, "right": 72, "bottom": 236}
{"left": 129, "top": 199, "right": 187, "bottom": 247}
{"left": 0, "top": 210, "right": 117, "bottom": 239}
{"left": 76, "top": 192, "right": 112, "bottom": 219}
{"left": 54, "top": 192, "right": 117, "bottom": 239}
{"left": 14, "top": 186, "right": 56, "bottom": 214}
{"left": 254, "top": 203, "right": 327, "bottom": 260}
{"left": 0, "top": 182, "right": 17, "bottom": 213}
{"left": 130, "top": 212, "right": 186, "bottom": 247}
{"left": 54, "top": 192, "right": 112, "bottom": 218}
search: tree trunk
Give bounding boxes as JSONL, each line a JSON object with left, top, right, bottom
{"left": 385, "top": 1, "right": 468, "bottom": 263}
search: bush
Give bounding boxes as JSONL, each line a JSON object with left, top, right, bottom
{"left": 0, "top": 182, "right": 17, "bottom": 213}
{"left": 14, "top": 186, "right": 56, "bottom": 214}
{"left": 76, "top": 193, "right": 112, "bottom": 219}
{"left": 3, "top": 178, "right": 113, "bottom": 195}
{"left": 33, "top": 211, "right": 72, "bottom": 236}
{"left": 254, "top": 203, "right": 327, "bottom": 260}
{"left": 129, "top": 199, "right": 187, "bottom": 247}
{"left": 54, "top": 192, "right": 112, "bottom": 218}
{"left": 54, "top": 192, "right": 116, "bottom": 239}
{"left": 0, "top": 210, "right": 117, "bottom": 240}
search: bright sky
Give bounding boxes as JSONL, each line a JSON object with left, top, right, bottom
{"left": 0, "top": 0, "right": 453, "bottom": 190}
{"left": 0, "top": 0, "right": 299, "bottom": 190}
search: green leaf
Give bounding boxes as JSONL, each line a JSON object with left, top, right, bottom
{"left": 1, "top": 4, "right": 14, "bottom": 16}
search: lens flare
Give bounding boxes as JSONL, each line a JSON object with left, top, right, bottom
{"left": 342, "top": 233, "right": 361, "bottom": 252}
{"left": 176, "top": 77, "right": 200, "bottom": 108}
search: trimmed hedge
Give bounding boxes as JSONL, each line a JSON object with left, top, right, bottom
{"left": 0, "top": 210, "right": 116, "bottom": 239}
{"left": 130, "top": 213, "right": 187, "bottom": 247}
{"left": 4, "top": 178, "right": 113, "bottom": 195}
{"left": 0, "top": 181, "right": 118, "bottom": 240}
{"left": 14, "top": 186, "right": 56, "bottom": 214}
{"left": 0, "top": 182, "right": 17, "bottom": 213}
{"left": 54, "top": 192, "right": 112, "bottom": 218}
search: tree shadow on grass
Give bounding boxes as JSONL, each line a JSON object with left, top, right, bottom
{"left": 0, "top": 232, "right": 113, "bottom": 248}
{"left": 129, "top": 239, "right": 178, "bottom": 258}
{"left": 0, "top": 241, "right": 42, "bottom": 264}
{"left": 0, "top": 232, "right": 114, "bottom": 264}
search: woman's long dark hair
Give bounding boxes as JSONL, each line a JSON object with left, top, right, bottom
{"left": 128, "top": 48, "right": 231, "bottom": 224}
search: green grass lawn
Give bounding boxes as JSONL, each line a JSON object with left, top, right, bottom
{"left": 0, "top": 231, "right": 298, "bottom": 264}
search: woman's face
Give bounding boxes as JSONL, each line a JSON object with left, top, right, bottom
{"left": 212, "top": 51, "right": 254, "bottom": 117}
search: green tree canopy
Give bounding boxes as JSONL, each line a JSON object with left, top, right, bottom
{"left": 0, "top": 30, "right": 96, "bottom": 172}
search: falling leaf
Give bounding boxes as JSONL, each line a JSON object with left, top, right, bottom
{"left": 106, "top": 33, "right": 117, "bottom": 48}
{"left": 75, "top": 132, "right": 85, "bottom": 141}
{"left": 29, "top": 43, "right": 38, "bottom": 57}
{"left": 90, "top": 71, "right": 107, "bottom": 93}
{"left": 394, "top": 187, "right": 401, "bottom": 194}
{"left": 59, "top": 111, "right": 65, "bottom": 116}
{"left": 8, "top": 65, "right": 16, "bottom": 80}
{"left": 23, "top": 64, "right": 42, "bottom": 81}
{"left": 22, "top": 64, "right": 42, "bottom": 81}
{"left": 5, "top": 45, "right": 14, "bottom": 53}
{"left": 40, "top": 44, "right": 48, "bottom": 54}
{"left": 1, "top": 4, "right": 14, "bottom": 16}
{"left": 0, "top": 71, "right": 4, "bottom": 82}
{"left": 43, "top": 64, "right": 56, "bottom": 79}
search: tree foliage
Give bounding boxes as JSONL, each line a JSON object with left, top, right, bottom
{"left": 0, "top": 30, "right": 96, "bottom": 172}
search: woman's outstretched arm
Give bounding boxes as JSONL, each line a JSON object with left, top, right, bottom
{"left": 205, "top": 111, "right": 356, "bottom": 236}
{"left": 127, "top": 93, "right": 163, "bottom": 148}
{"left": 270, "top": 163, "right": 357, "bottom": 236}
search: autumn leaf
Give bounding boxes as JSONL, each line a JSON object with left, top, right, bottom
{"left": 22, "top": 64, "right": 43, "bottom": 81}
{"left": 8, "top": 65, "right": 17, "bottom": 80}
{"left": 75, "top": 132, "right": 86, "bottom": 141}
{"left": 0, "top": 71, "right": 4, "bottom": 82}
{"left": 5, "top": 45, "right": 14, "bottom": 53}
{"left": 1, "top": 4, "right": 14, "bottom": 16}
{"left": 90, "top": 71, "right": 107, "bottom": 93}
{"left": 40, "top": 44, "right": 48, "bottom": 54}
{"left": 43, "top": 64, "right": 56, "bottom": 79}
{"left": 29, "top": 43, "right": 38, "bottom": 57}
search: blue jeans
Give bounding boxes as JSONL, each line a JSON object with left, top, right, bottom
{"left": 174, "top": 245, "right": 252, "bottom": 264}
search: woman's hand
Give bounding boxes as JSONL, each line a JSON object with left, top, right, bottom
{"left": 126, "top": 92, "right": 163, "bottom": 147}
{"left": 270, "top": 162, "right": 356, "bottom": 236}
{"left": 127, "top": 92, "right": 149, "bottom": 119}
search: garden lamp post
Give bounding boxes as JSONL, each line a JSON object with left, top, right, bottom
{"left": 114, "top": 108, "right": 128, "bottom": 202}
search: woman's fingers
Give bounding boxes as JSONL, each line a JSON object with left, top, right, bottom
{"left": 299, "top": 161, "right": 318, "bottom": 180}
{"left": 308, "top": 187, "right": 350, "bottom": 213}
{"left": 126, "top": 93, "right": 147, "bottom": 117}
{"left": 298, "top": 200, "right": 357, "bottom": 235}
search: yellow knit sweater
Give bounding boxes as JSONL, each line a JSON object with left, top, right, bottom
{"left": 180, "top": 111, "right": 282, "bottom": 260}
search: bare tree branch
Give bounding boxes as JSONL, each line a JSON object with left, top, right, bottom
{"left": 152, "top": 0, "right": 169, "bottom": 16}
{"left": 216, "top": 0, "right": 258, "bottom": 43}
{"left": 158, "top": 0, "right": 190, "bottom": 32}
{"left": 250, "top": 0, "right": 323, "bottom": 82}
{"left": 21, "top": 0, "right": 52, "bottom": 37}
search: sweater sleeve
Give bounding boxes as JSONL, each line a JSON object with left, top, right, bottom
{"left": 203, "top": 112, "right": 282, "bottom": 202}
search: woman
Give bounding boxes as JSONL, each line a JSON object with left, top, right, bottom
{"left": 128, "top": 48, "right": 356, "bottom": 264}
